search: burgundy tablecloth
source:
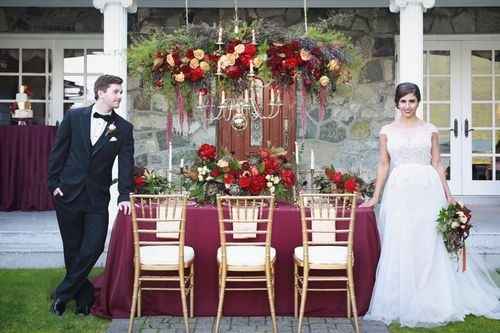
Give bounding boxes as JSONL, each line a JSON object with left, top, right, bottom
{"left": 0, "top": 125, "right": 56, "bottom": 211}
{"left": 92, "top": 205, "right": 380, "bottom": 318}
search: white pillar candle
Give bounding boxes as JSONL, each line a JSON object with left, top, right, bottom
{"left": 295, "top": 141, "right": 299, "bottom": 165}
{"left": 221, "top": 90, "right": 226, "bottom": 104}
{"left": 310, "top": 149, "right": 315, "bottom": 170}
{"left": 270, "top": 88, "right": 275, "bottom": 104}
{"left": 252, "top": 29, "right": 256, "bottom": 44}
{"left": 249, "top": 59, "right": 254, "bottom": 75}
{"left": 244, "top": 89, "right": 249, "bottom": 103}
{"left": 168, "top": 141, "right": 173, "bottom": 182}
{"left": 180, "top": 158, "right": 184, "bottom": 168}
{"left": 198, "top": 91, "right": 203, "bottom": 106}
{"left": 218, "top": 26, "right": 223, "bottom": 43}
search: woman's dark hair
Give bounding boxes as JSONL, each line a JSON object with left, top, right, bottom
{"left": 94, "top": 74, "right": 123, "bottom": 100}
{"left": 394, "top": 82, "right": 421, "bottom": 106}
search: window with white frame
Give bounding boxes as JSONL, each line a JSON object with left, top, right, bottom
{"left": 0, "top": 34, "right": 103, "bottom": 125}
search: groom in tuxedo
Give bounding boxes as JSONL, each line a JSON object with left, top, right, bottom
{"left": 48, "top": 74, "right": 134, "bottom": 315}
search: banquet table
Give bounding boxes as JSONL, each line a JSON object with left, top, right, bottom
{"left": 92, "top": 204, "right": 380, "bottom": 318}
{"left": 0, "top": 125, "right": 56, "bottom": 211}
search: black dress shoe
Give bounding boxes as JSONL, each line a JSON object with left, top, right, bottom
{"left": 75, "top": 304, "right": 91, "bottom": 316}
{"left": 50, "top": 298, "right": 66, "bottom": 316}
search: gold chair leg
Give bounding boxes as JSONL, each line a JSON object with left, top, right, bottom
{"left": 348, "top": 268, "right": 360, "bottom": 333}
{"left": 214, "top": 265, "right": 227, "bottom": 333}
{"left": 297, "top": 268, "right": 309, "bottom": 333}
{"left": 128, "top": 275, "right": 139, "bottom": 333}
{"left": 179, "top": 268, "right": 190, "bottom": 333}
{"left": 190, "top": 263, "right": 195, "bottom": 318}
{"left": 346, "top": 286, "right": 351, "bottom": 319}
{"left": 137, "top": 284, "right": 142, "bottom": 317}
{"left": 294, "top": 261, "right": 298, "bottom": 318}
{"left": 266, "top": 265, "right": 277, "bottom": 333}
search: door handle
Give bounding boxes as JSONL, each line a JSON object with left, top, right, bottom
{"left": 449, "top": 118, "right": 458, "bottom": 138}
{"left": 464, "top": 119, "right": 474, "bottom": 138}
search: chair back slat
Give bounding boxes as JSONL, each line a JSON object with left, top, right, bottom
{"left": 299, "top": 193, "right": 357, "bottom": 262}
{"left": 130, "top": 194, "right": 188, "bottom": 267}
{"left": 216, "top": 195, "right": 275, "bottom": 266}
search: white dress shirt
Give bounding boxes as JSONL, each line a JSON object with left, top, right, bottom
{"left": 90, "top": 105, "right": 112, "bottom": 146}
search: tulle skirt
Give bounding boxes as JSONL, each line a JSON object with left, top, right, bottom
{"left": 364, "top": 163, "right": 500, "bottom": 327}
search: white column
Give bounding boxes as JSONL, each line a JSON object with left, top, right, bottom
{"left": 93, "top": 0, "right": 137, "bottom": 119}
{"left": 390, "top": 0, "right": 435, "bottom": 94}
{"left": 93, "top": 0, "right": 137, "bottom": 231}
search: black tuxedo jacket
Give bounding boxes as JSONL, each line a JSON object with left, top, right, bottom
{"left": 48, "top": 106, "right": 134, "bottom": 212}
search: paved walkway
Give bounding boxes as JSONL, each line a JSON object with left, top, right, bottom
{"left": 108, "top": 316, "right": 389, "bottom": 333}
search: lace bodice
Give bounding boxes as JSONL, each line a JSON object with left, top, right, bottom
{"left": 380, "top": 122, "right": 438, "bottom": 168}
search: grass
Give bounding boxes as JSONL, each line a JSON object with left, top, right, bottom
{"left": 0, "top": 268, "right": 109, "bottom": 333}
{"left": 389, "top": 316, "right": 500, "bottom": 333}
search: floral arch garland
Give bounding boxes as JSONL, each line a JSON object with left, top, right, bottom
{"left": 128, "top": 19, "right": 361, "bottom": 142}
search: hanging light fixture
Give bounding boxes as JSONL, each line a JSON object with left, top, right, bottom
{"left": 196, "top": 0, "right": 283, "bottom": 131}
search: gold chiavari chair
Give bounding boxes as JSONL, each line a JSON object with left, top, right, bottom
{"left": 214, "top": 195, "right": 277, "bottom": 333}
{"left": 128, "top": 194, "right": 195, "bottom": 333}
{"left": 294, "top": 193, "right": 359, "bottom": 333}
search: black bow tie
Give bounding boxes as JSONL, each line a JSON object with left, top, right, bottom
{"left": 93, "top": 112, "right": 113, "bottom": 122}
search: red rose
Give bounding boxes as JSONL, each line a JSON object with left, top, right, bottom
{"left": 250, "top": 166, "right": 260, "bottom": 176}
{"left": 239, "top": 176, "right": 251, "bottom": 189}
{"left": 225, "top": 40, "right": 239, "bottom": 54}
{"left": 197, "top": 144, "right": 217, "bottom": 160}
{"left": 134, "top": 176, "right": 145, "bottom": 188}
{"left": 190, "top": 67, "right": 204, "bottom": 81}
{"left": 244, "top": 43, "right": 257, "bottom": 57}
{"left": 186, "top": 49, "right": 194, "bottom": 59}
{"left": 210, "top": 168, "right": 221, "bottom": 177}
{"left": 225, "top": 65, "right": 242, "bottom": 79}
{"left": 224, "top": 173, "right": 235, "bottom": 185}
{"left": 249, "top": 175, "right": 266, "bottom": 194}
{"left": 264, "top": 157, "right": 280, "bottom": 174}
{"left": 239, "top": 53, "right": 252, "bottom": 67}
{"left": 283, "top": 57, "right": 299, "bottom": 70}
{"left": 280, "top": 169, "right": 296, "bottom": 188}
{"left": 333, "top": 172, "right": 343, "bottom": 184}
{"left": 344, "top": 177, "right": 358, "bottom": 193}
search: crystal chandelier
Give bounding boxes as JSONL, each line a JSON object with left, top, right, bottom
{"left": 195, "top": 0, "right": 283, "bottom": 131}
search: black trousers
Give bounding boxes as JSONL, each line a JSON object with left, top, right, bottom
{"left": 54, "top": 191, "right": 108, "bottom": 304}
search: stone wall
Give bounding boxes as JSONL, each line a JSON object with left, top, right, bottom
{"left": 2, "top": 6, "right": 500, "bottom": 180}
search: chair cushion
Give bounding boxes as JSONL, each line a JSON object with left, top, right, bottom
{"left": 217, "top": 246, "right": 276, "bottom": 266}
{"left": 294, "top": 246, "right": 348, "bottom": 265}
{"left": 140, "top": 245, "right": 195, "bottom": 266}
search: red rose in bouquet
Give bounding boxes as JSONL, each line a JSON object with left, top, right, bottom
{"left": 197, "top": 144, "right": 217, "bottom": 160}
{"left": 210, "top": 168, "right": 221, "bottom": 177}
{"left": 224, "top": 173, "right": 235, "bottom": 185}
{"left": 225, "top": 65, "right": 242, "bottom": 79}
{"left": 134, "top": 175, "right": 146, "bottom": 188}
{"left": 189, "top": 67, "right": 204, "bottom": 81}
{"left": 264, "top": 157, "right": 281, "bottom": 174}
{"left": 280, "top": 169, "right": 296, "bottom": 188}
{"left": 239, "top": 175, "right": 251, "bottom": 189}
{"left": 344, "top": 177, "right": 359, "bottom": 193}
{"left": 249, "top": 175, "right": 267, "bottom": 194}
{"left": 244, "top": 43, "right": 257, "bottom": 57}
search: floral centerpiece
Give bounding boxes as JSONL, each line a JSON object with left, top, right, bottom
{"left": 182, "top": 144, "right": 296, "bottom": 205}
{"left": 313, "top": 165, "right": 374, "bottom": 199}
{"left": 134, "top": 167, "right": 175, "bottom": 195}
{"left": 436, "top": 202, "right": 472, "bottom": 270}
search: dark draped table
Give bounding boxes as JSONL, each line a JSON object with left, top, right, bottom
{"left": 92, "top": 204, "right": 380, "bottom": 318}
{"left": 0, "top": 125, "right": 56, "bottom": 211}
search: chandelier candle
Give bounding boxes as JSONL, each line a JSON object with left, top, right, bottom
{"left": 168, "top": 141, "right": 173, "bottom": 182}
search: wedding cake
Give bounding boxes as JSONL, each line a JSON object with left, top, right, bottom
{"left": 13, "top": 85, "right": 33, "bottom": 119}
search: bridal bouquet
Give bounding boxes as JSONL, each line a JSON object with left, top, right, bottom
{"left": 436, "top": 202, "right": 472, "bottom": 270}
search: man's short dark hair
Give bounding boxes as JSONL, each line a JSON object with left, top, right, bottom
{"left": 94, "top": 74, "right": 123, "bottom": 100}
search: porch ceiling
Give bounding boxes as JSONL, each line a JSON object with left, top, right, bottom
{"left": 1, "top": 0, "right": 500, "bottom": 8}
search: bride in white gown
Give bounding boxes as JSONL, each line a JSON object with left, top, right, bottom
{"left": 361, "top": 82, "right": 500, "bottom": 327}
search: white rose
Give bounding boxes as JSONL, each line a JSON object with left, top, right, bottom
{"left": 267, "top": 182, "right": 273, "bottom": 188}
{"left": 198, "top": 175, "right": 204, "bottom": 181}
{"left": 217, "top": 159, "right": 229, "bottom": 168}
{"left": 108, "top": 124, "right": 116, "bottom": 131}
{"left": 451, "top": 221, "right": 460, "bottom": 229}
{"left": 269, "top": 186, "right": 275, "bottom": 193}
{"left": 265, "top": 175, "right": 271, "bottom": 180}
{"left": 273, "top": 177, "right": 280, "bottom": 184}
{"left": 206, "top": 176, "right": 214, "bottom": 181}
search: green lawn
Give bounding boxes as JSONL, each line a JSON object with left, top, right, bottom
{"left": 0, "top": 268, "right": 109, "bottom": 333}
{"left": 389, "top": 316, "right": 500, "bottom": 333}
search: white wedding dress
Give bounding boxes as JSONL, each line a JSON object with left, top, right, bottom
{"left": 364, "top": 121, "right": 500, "bottom": 327}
